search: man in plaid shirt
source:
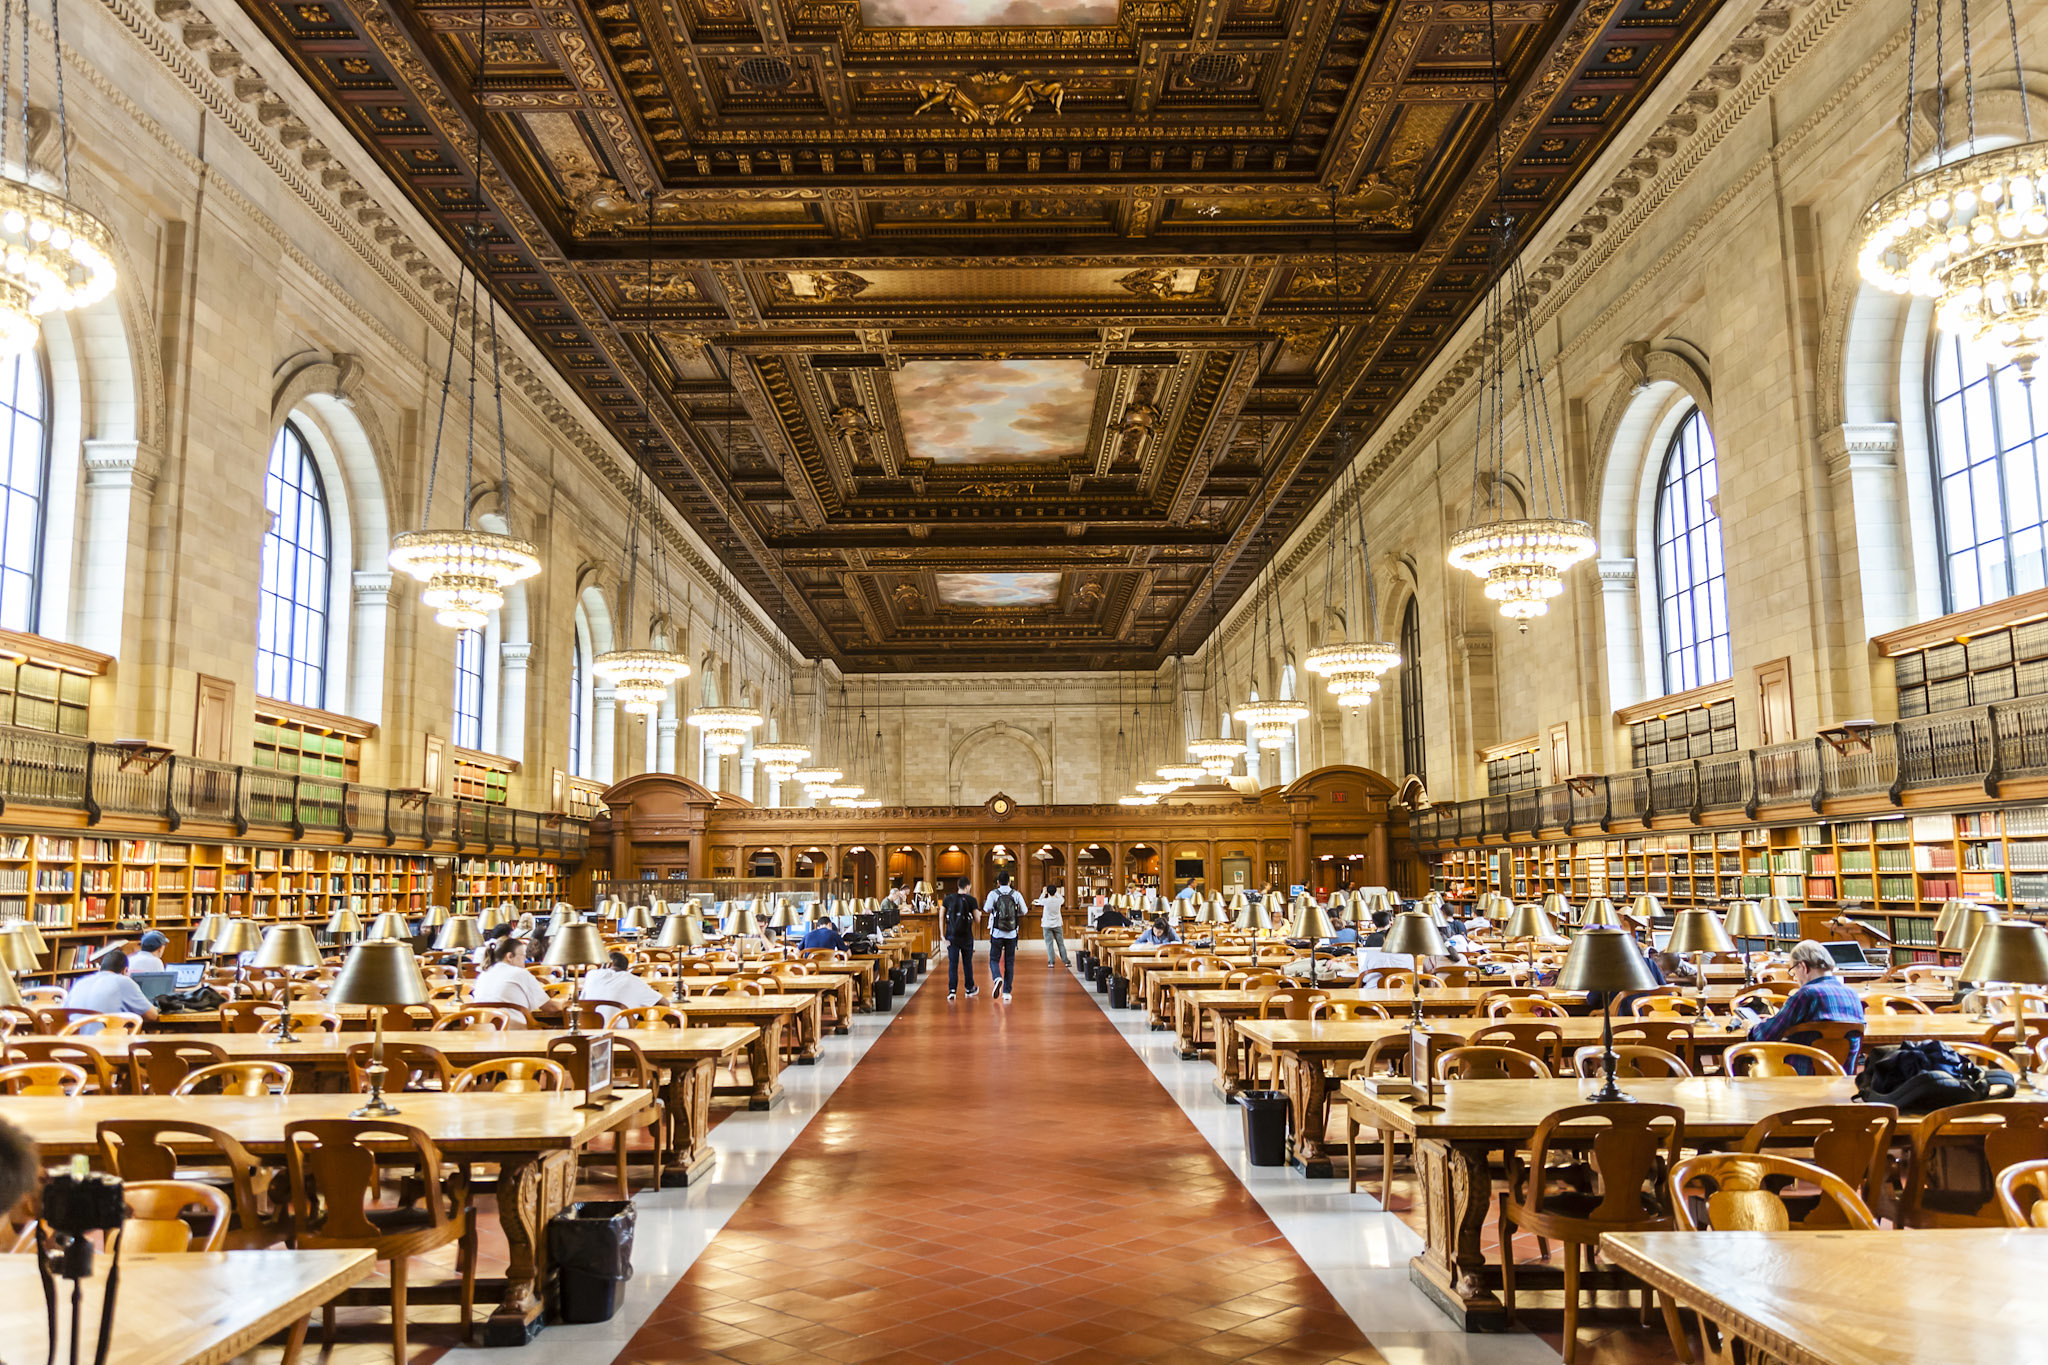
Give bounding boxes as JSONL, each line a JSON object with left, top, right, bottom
{"left": 1749, "top": 939, "right": 1866, "bottom": 1068}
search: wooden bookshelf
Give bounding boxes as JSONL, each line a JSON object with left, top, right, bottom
{"left": 452, "top": 856, "right": 563, "bottom": 918}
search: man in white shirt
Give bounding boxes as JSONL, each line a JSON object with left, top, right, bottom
{"left": 64, "top": 949, "right": 158, "bottom": 1031}
{"left": 982, "top": 872, "right": 1027, "bottom": 1003}
{"left": 580, "top": 950, "right": 663, "bottom": 1022}
{"left": 126, "top": 931, "right": 170, "bottom": 975}
{"left": 1034, "top": 882, "right": 1068, "bottom": 968}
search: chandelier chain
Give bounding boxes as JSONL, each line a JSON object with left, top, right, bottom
{"left": 2005, "top": 0, "right": 2030, "bottom": 139}
{"left": 1904, "top": 0, "right": 1922, "bottom": 179}
{"left": 1960, "top": 0, "right": 1976, "bottom": 150}
{"left": 420, "top": 265, "right": 468, "bottom": 532}
{"left": 1933, "top": 0, "right": 1945, "bottom": 153}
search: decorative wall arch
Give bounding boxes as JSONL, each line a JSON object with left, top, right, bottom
{"left": 948, "top": 721, "right": 1050, "bottom": 806}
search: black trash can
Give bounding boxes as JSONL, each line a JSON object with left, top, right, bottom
{"left": 549, "top": 1200, "right": 637, "bottom": 1323}
{"left": 1108, "top": 975, "right": 1130, "bottom": 1009}
{"left": 1095, "top": 967, "right": 1111, "bottom": 994}
{"left": 1239, "top": 1091, "right": 1290, "bottom": 1167}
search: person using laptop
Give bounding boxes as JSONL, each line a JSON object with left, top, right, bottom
{"left": 1747, "top": 939, "right": 1865, "bottom": 1068}
{"left": 127, "top": 931, "right": 171, "bottom": 974}
{"left": 63, "top": 948, "right": 159, "bottom": 1032}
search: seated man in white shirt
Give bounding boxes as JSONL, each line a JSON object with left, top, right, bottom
{"left": 63, "top": 948, "right": 159, "bottom": 1032}
{"left": 580, "top": 950, "right": 663, "bottom": 1022}
{"left": 127, "top": 931, "right": 170, "bottom": 975}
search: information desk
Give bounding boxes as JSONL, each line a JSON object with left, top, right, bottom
{"left": 0, "top": 1091, "right": 648, "bottom": 1345}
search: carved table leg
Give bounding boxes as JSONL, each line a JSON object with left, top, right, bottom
{"left": 793, "top": 1001, "right": 821, "bottom": 1063}
{"left": 483, "top": 1148, "right": 577, "bottom": 1346}
{"left": 1212, "top": 1011, "right": 1244, "bottom": 1099}
{"left": 1280, "top": 1052, "right": 1334, "bottom": 1177}
{"left": 660, "top": 1056, "right": 720, "bottom": 1186}
{"left": 747, "top": 1025, "right": 785, "bottom": 1110}
{"left": 1408, "top": 1137, "right": 1509, "bottom": 1331}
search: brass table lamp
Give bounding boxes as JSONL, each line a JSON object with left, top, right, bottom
{"left": 251, "top": 924, "right": 321, "bottom": 1044}
{"left": 210, "top": 919, "right": 263, "bottom": 986}
{"left": 1576, "top": 898, "right": 1622, "bottom": 929}
{"left": 1503, "top": 902, "right": 1558, "bottom": 982}
{"left": 1722, "top": 901, "right": 1774, "bottom": 987}
{"left": 419, "top": 904, "right": 450, "bottom": 931}
{"left": 619, "top": 904, "right": 654, "bottom": 935}
{"left": 1664, "top": 908, "right": 1734, "bottom": 1004}
{"left": 0, "top": 963, "right": 22, "bottom": 1011}
{"left": 432, "top": 915, "right": 482, "bottom": 1000}
{"left": 330, "top": 940, "right": 430, "bottom": 1116}
{"left": 1957, "top": 921, "right": 2048, "bottom": 1088}
{"left": 1383, "top": 912, "right": 1446, "bottom": 1027}
{"left": 543, "top": 922, "right": 608, "bottom": 1034}
{"left": 731, "top": 900, "right": 762, "bottom": 944}
{"left": 365, "top": 911, "right": 412, "bottom": 943}
{"left": 1540, "top": 892, "right": 1573, "bottom": 931}
{"left": 0, "top": 928, "right": 38, "bottom": 980}
{"left": 5, "top": 920, "right": 47, "bottom": 956}
{"left": 1557, "top": 926, "right": 1659, "bottom": 1102}
{"left": 656, "top": 909, "right": 706, "bottom": 1003}
{"left": 192, "top": 913, "right": 230, "bottom": 951}
{"left": 766, "top": 896, "right": 801, "bottom": 949}
{"left": 325, "top": 907, "right": 364, "bottom": 946}
{"left": 1290, "top": 895, "right": 1336, "bottom": 986}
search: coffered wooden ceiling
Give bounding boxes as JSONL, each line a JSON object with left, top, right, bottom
{"left": 236, "top": 0, "right": 1721, "bottom": 670}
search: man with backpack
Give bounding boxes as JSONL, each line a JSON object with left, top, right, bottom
{"left": 983, "top": 871, "right": 1026, "bottom": 1002}
{"left": 942, "top": 876, "right": 980, "bottom": 1002}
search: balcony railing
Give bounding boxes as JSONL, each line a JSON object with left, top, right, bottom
{"left": 1410, "top": 694, "right": 2048, "bottom": 846}
{"left": 0, "top": 724, "right": 586, "bottom": 856}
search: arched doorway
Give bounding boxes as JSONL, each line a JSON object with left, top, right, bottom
{"left": 747, "top": 849, "right": 781, "bottom": 879}
{"left": 887, "top": 845, "right": 924, "bottom": 890}
{"left": 1032, "top": 843, "right": 1065, "bottom": 898}
{"left": 982, "top": 843, "right": 1020, "bottom": 893}
{"left": 794, "top": 848, "right": 830, "bottom": 884}
{"left": 935, "top": 844, "right": 970, "bottom": 891}
{"left": 1076, "top": 843, "right": 1112, "bottom": 909}
{"left": 843, "top": 847, "right": 878, "bottom": 898}
{"left": 1124, "top": 843, "right": 1159, "bottom": 895}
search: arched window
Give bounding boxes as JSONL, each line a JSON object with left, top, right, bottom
{"left": 568, "top": 635, "right": 586, "bottom": 777}
{"left": 1930, "top": 336, "right": 2048, "bottom": 611}
{"left": 453, "top": 628, "right": 485, "bottom": 750}
{"left": 1653, "top": 407, "right": 1729, "bottom": 692}
{"left": 1399, "top": 599, "right": 1425, "bottom": 782}
{"left": 0, "top": 349, "right": 49, "bottom": 633}
{"left": 256, "top": 422, "right": 331, "bottom": 707}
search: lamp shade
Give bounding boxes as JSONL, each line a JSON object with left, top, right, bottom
{"left": 325, "top": 908, "right": 364, "bottom": 937}
{"left": 1757, "top": 894, "right": 1795, "bottom": 926}
{"left": 1941, "top": 904, "right": 1999, "bottom": 952}
{"left": 1540, "top": 892, "right": 1573, "bottom": 925}
{"left": 366, "top": 912, "right": 412, "bottom": 942}
{"left": 543, "top": 921, "right": 608, "bottom": 968}
{"left": 4, "top": 921, "right": 46, "bottom": 955}
{"left": 0, "top": 931, "right": 38, "bottom": 973}
{"left": 546, "top": 905, "right": 582, "bottom": 933}
{"left": 329, "top": 940, "right": 430, "bottom": 1008}
{"left": 433, "top": 915, "right": 482, "bottom": 953}
{"left": 732, "top": 904, "right": 762, "bottom": 938}
{"left": 656, "top": 910, "right": 706, "bottom": 949}
{"left": 472, "top": 905, "right": 502, "bottom": 932}
{"left": 1233, "top": 896, "right": 1272, "bottom": 932}
{"left": 1957, "top": 920, "right": 2048, "bottom": 986}
{"left": 620, "top": 905, "right": 654, "bottom": 933}
{"left": 1723, "top": 900, "right": 1774, "bottom": 941}
{"left": 1577, "top": 897, "right": 1622, "bottom": 928}
{"left": 1291, "top": 897, "right": 1335, "bottom": 940}
{"left": 1228, "top": 889, "right": 1250, "bottom": 913}
{"left": 1933, "top": 898, "right": 1968, "bottom": 939}
{"left": 251, "top": 923, "right": 321, "bottom": 970}
{"left": 1664, "top": 908, "right": 1735, "bottom": 956}
{"left": 1556, "top": 926, "right": 1660, "bottom": 993}
{"left": 193, "top": 912, "right": 229, "bottom": 944}
{"left": 767, "top": 898, "right": 801, "bottom": 930}
{"left": 1383, "top": 912, "right": 1446, "bottom": 958}
{"left": 0, "top": 967, "right": 21, "bottom": 1009}
{"left": 419, "top": 904, "right": 449, "bottom": 930}
{"left": 915, "top": 880, "right": 931, "bottom": 895}
{"left": 210, "top": 920, "right": 263, "bottom": 957}
{"left": 1504, "top": 903, "right": 1557, "bottom": 941}
{"left": 1631, "top": 893, "right": 1665, "bottom": 921}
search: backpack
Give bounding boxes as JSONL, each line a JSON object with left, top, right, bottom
{"left": 991, "top": 889, "right": 1022, "bottom": 934}
{"left": 1856, "top": 1040, "right": 2016, "bottom": 1113}
{"left": 944, "top": 896, "right": 977, "bottom": 942}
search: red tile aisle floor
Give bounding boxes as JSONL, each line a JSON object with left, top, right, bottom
{"left": 616, "top": 958, "right": 1390, "bottom": 1365}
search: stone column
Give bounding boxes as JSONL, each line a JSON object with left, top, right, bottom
{"left": 592, "top": 686, "right": 617, "bottom": 783}
{"left": 349, "top": 571, "right": 394, "bottom": 726}
{"left": 657, "top": 714, "right": 680, "bottom": 775}
{"left": 498, "top": 642, "right": 531, "bottom": 764}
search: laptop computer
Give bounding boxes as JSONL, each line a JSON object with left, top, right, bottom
{"left": 130, "top": 971, "right": 178, "bottom": 1003}
{"left": 171, "top": 962, "right": 204, "bottom": 989}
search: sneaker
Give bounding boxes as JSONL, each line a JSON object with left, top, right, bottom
{"left": 947, "top": 991, "right": 956, "bottom": 1002}
{"left": 966, "top": 986, "right": 980, "bottom": 998}
{"left": 1002, "top": 993, "right": 1013, "bottom": 1003}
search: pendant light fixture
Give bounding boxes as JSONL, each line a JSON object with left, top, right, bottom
{"left": 1234, "top": 531, "right": 1309, "bottom": 749}
{"left": 1304, "top": 455, "right": 1400, "bottom": 709}
{"left": 753, "top": 638, "right": 809, "bottom": 782}
{"left": 1445, "top": 5, "right": 1593, "bottom": 627}
{"left": 815, "top": 681, "right": 865, "bottom": 801}
{"left": 1135, "top": 678, "right": 1178, "bottom": 796}
{"left": 830, "top": 675, "right": 882, "bottom": 808}
{"left": 592, "top": 200, "right": 689, "bottom": 714}
{"left": 389, "top": 0, "right": 541, "bottom": 626}
{"left": 792, "top": 672, "right": 843, "bottom": 795}
{"left": 687, "top": 359, "right": 764, "bottom": 755}
{"left": 1858, "top": 0, "right": 2048, "bottom": 377}
{"left": 1115, "top": 673, "right": 1155, "bottom": 805}
{"left": 0, "top": 0, "right": 115, "bottom": 357}
{"left": 1186, "top": 591, "right": 1239, "bottom": 778}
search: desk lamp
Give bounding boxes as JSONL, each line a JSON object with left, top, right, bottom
{"left": 251, "top": 924, "right": 321, "bottom": 1043}
{"left": 330, "top": 939, "right": 429, "bottom": 1116}
{"left": 419, "top": 904, "right": 449, "bottom": 933}
{"left": 1723, "top": 901, "right": 1774, "bottom": 987}
{"left": 1290, "top": 894, "right": 1335, "bottom": 987}
{"left": 210, "top": 919, "right": 262, "bottom": 986}
{"left": 1557, "top": 926, "right": 1659, "bottom": 1102}
{"left": 0, "top": 928, "right": 38, "bottom": 993}
{"left": 546, "top": 904, "right": 582, "bottom": 935}
{"left": 1945, "top": 904, "right": 2003, "bottom": 1016}
{"left": 1384, "top": 912, "right": 1446, "bottom": 1027}
{"left": 324, "top": 907, "right": 363, "bottom": 948}
{"left": 544, "top": 922, "right": 607, "bottom": 1035}
{"left": 1958, "top": 921, "right": 2048, "bottom": 1089}
{"left": 619, "top": 904, "right": 654, "bottom": 936}
{"left": 7, "top": 920, "right": 46, "bottom": 958}
{"left": 1540, "top": 891, "right": 1573, "bottom": 932}
{"left": 1934, "top": 898, "right": 1976, "bottom": 960}
{"left": 1504, "top": 901, "right": 1558, "bottom": 983}
{"left": 1232, "top": 892, "right": 1270, "bottom": 936}
{"left": 1664, "top": 908, "right": 1734, "bottom": 1005}
{"left": 766, "top": 897, "right": 800, "bottom": 953}
{"left": 732, "top": 900, "right": 762, "bottom": 949}
{"left": 1577, "top": 897, "right": 1622, "bottom": 929}
{"left": 192, "top": 913, "right": 229, "bottom": 953}
{"left": 365, "top": 911, "right": 411, "bottom": 943}
{"left": 0, "top": 961, "right": 21, "bottom": 1011}
{"left": 432, "top": 915, "right": 481, "bottom": 1000}
{"left": 656, "top": 909, "right": 707, "bottom": 1004}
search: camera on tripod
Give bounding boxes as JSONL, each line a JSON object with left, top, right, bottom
{"left": 37, "top": 1162, "right": 128, "bottom": 1365}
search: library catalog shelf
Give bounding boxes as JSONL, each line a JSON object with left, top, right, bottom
{"left": 1414, "top": 696, "right": 2048, "bottom": 845}
{"left": 0, "top": 724, "right": 586, "bottom": 856}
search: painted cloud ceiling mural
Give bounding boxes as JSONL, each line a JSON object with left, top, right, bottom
{"left": 860, "top": 0, "right": 1120, "bottom": 25}
{"left": 891, "top": 359, "right": 1100, "bottom": 465}
{"left": 933, "top": 572, "right": 1063, "bottom": 608}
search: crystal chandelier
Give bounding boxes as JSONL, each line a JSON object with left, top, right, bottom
{"left": 1156, "top": 762, "right": 1204, "bottom": 786}
{"left": 1446, "top": 36, "right": 1592, "bottom": 628}
{"left": 1857, "top": 0, "right": 2048, "bottom": 376}
{"left": 388, "top": 9, "right": 541, "bottom": 626}
{"left": 1189, "top": 737, "right": 1240, "bottom": 777}
{"left": 688, "top": 705, "right": 763, "bottom": 756}
{"left": 0, "top": 0, "right": 117, "bottom": 358}
{"left": 1235, "top": 698, "right": 1312, "bottom": 750}
{"left": 1231, "top": 525, "right": 1311, "bottom": 751}
{"left": 792, "top": 764, "right": 841, "bottom": 791}
{"left": 754, "top": 741, "right": 809, "bottom": 780}
{"left": 593, "top": 649, "right": 692, "bottom": 716}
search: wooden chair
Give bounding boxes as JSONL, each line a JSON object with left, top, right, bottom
{"left": 1895, "top": 1100, "right": 2048, "bottom": 1227}
{"left": 218, "top": 1000, "right": 272, "bottom": 1034}
{"left": 1670, "top": 1153, "right": 1880, "bottom": 1231}
{"left": 1469, "top": 1021, "right": 1566, "bottom": 1072}
{"left": 1730, "top": 989, "right": 1789, "bottom": 1013}
{"left": 604, "top": 1034, "right": 668, "bottom": 1197}
{"left": 1325, "top": 1000, "right": 1391, "bottom": 1022}
{"left": 174, "top": 1061, "right": 295, "bottom": 1096}
{"left": 117, "top": 1181, "right": 234, "bottom": 1252}
{"left": 1571, "top": 1045, "right": 1690, "bottom": 1079}
{"left": 611, "top": 1004, "right": 688, "bottom": 1030}
{"left": 1737, "top": 1104, "right": 1895, "bottom": 1223}
{"left": 256, "top": 1007, "right": 342, "bottom": 1037}
{"left": 57, "top": 1013, "right": 145, "bottom": 1037}
{"left": 1179, "top": 955, "right": 1228, "bottom": 972}
{"left": 282, "top": 1119, "right": 478, "bottom": 1362}
{"left": 433, "top": 1007, "right": 515, "bottom": 1032}
{"left": 1979, "top": 1016, "right": 2048, "bottom": 1047}
{"left": 7, "top": 1038, "right": 115, "bottom": 1091}
{"left": 1479, "top": 987, "right": 1546, "bottom": 1007}
{"left": 126, "top": 1039, "right": 230, "bottom": 1095}
{"left": 1255, "top": 987, "right": 1330, "bottom": 1020}
{"left": 1786, "top": 1020, "right": 1864, "bottom": 1072}
{"left": 344, "top": 1041, "right": 454, "bottom": 1094}
{"left": 1612, "top": 1021, "right": 1697, "bottom": 1066}
{"left": 1375, "top": 971, "right": 1445, "bottom": 992}
{"left": 449, "top": 1058, "right": 569, "bottom": 1093}
{"left": 716, "top": 977, "right": 767, "bottom": 996}
{"left": 20, "top": 985, "right": 65, "bottom": 1008}
{"left": 1223, "top": 969, "right": 1281, "bottom": 991}
{"left": 1629, "top": 995, "right": 1703, "bottom": 1019}
{"left": 96, "top": 1119, "right": 286, "bottom": 1250}
{"left": 1724, "top": 1042, "right": 1845, "bottom": 1078}
{"left": 1435, "top": 964, "right": 1480, "bottom": 988}
{"left": 0, "top": 1060, "right": 87, "bottom": 1094}
{"left": 1488, "top": 996, "right": 1568, "bottom": 1019}
{"left": 1861, "top": 990, "right": 1934, "bottom": 1015}
{"left": 1436, "top": 1045, "right": 1550, "bottom": 1079}
{"left": 1499, "top": 1103, "right": 1691, "bottom": 1364}
{"left": 1995, "top": 1158, "right": 2048, "bottom": 1226}
{"left": 1341, "top": 1029, "right": 1467, "bottom": 1200}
